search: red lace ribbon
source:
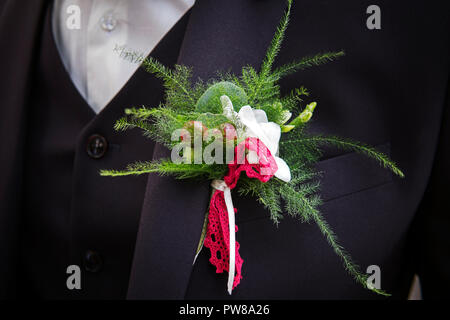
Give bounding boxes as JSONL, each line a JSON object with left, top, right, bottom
{"left": 203, "top": 137, "right": 278, "bottom": 292}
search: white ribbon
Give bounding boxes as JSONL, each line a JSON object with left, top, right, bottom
{"left": 211, "top": 179, "right": 236, "bottom": 295}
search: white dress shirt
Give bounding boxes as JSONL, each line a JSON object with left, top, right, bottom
{"left": 52, "top": 0, "right": 195, "bottom": 113}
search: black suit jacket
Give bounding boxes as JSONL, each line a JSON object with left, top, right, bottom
{"left": 0, "top": 0, "right": 449, "bottom": 299}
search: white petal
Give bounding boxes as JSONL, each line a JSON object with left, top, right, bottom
{"left": 274, "top": 157, "right": 291, "bottom": 182}
{"left": 238, "top": 105, "right": 257, "bottom": 123}
{"left": 220, "top": 95, "right": 237, "bottom": 121}
{"left": 239, "top": 107, "right": 281, "bottom": 155}
{"left": 253, "top": 109, "right": 268, "bottom": 123}
{"left": 258, "top": 122, "right": 281, "bottom": 155}
{"left": 281, "top": 110, "right": 292, "bottom": 124}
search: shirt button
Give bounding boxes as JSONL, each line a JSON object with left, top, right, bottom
{"left": 100, "top": 13, "right": 117, "bottom": 32}
{"left": 84, "top": 250, "right": 103, "bottom": 273}
{"left": 86, "top": 134, "right": 108, "bottom": 159}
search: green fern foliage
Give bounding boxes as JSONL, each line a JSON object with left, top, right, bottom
{"left": 272, "top": 51, "right": 345, "bottom": 79}
{"left": 101, "top": 160, "right": 227, "bottom": 180}
{"left": 286, "top": 136, "right": 405, "bottom": 178}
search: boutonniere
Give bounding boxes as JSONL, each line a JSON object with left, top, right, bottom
{"left": 102, "top": 0, "right": 403, "bottom": 296}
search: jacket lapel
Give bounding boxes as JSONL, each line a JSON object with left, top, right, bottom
{"left": 0, "top": 0, "right": 48, "bottom": 297}
{"left": 127, "top": 0, "right": 287, "bottom": 299}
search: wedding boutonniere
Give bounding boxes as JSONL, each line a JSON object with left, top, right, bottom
{"left": 101, "top": 0, "right": 403, "bottom": 296}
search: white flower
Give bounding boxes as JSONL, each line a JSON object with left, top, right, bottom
{"left": 280, "top": 110, "right": 292, "bottom": 124}
{"left": 220, "top": 95, "right": 291, "bottom": 182}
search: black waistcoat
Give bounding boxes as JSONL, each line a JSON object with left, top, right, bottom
{"left": 20, "top": 5, "right": 190, "bottom": 299}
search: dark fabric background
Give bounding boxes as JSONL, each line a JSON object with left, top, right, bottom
{"left": 0, "top": 0, "right": 449, "bottom": 299}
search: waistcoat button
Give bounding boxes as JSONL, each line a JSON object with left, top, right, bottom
{"left": 86, "top": 134, "right": 108, "bottom": 159}
{"left": 84, "top": 250, "right": 103, "bottom": 273}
